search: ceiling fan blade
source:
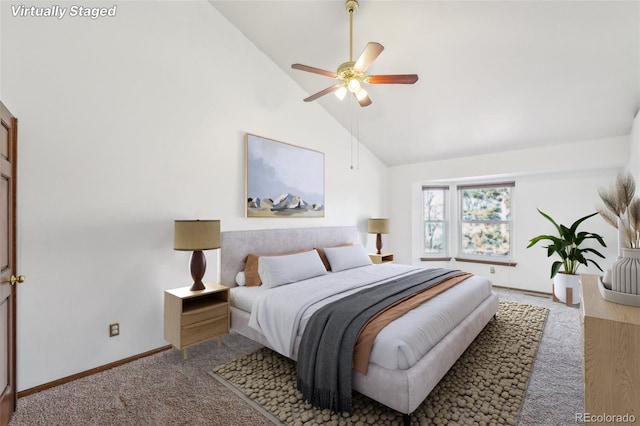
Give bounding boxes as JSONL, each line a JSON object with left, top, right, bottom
{"left": 355, "top": 92, "right": 372, "bottom": 107}
{"left": 353, "top": 42, "right": 384, "bottom": 73}
{"left": 304, "top": 84, "right": 343, "bottom": 102}
{"left": 292, "top": 64, "right": 338, "bottom": 78}
{"left": 366, "top": 74, "right": 419, "bottom": 84}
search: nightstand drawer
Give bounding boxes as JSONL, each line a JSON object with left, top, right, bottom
{"left": 181, "top": 317, "right": 228, "bottom": 347}
{"left": 182, "top": 303, "right": 227, "bottom": 326}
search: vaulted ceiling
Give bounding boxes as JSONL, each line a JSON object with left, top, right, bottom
{"left": 211, "top": 1, "right": 640, "bottom": 166}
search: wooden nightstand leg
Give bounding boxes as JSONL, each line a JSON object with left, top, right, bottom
{"left": 217, "top": 336, "right": 222, "bottom": 347}
{"left": 566, "top": 287, "right": 573, "bottom": 307}
{"left": 183, "top": 348, "right": 188, "bottom": 360}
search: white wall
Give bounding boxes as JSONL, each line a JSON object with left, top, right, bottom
{"left": 389, "top": 136, "right": 628, "bottom": 294}
{"left": 1, "top": 1, "right": 388, "bottom": 391}
{"left": 630, "top": 111, "right": 640, "bottom": 177}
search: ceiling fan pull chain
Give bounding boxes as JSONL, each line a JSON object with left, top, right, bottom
{"left": 349, "top": 95, "right": 361, "bottom": 171}
{"left": 350, "top": 96, "right": 355, "bottom": 170}
{"left": 357, "top": 107, "right": 360, "bottom": 170}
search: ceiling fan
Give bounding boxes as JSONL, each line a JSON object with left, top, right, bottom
{"left": 292, "top": 0, "right": 418, "bottom": 107}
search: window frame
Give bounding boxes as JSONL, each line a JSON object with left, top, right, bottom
{"left": 420, "top": 181, "right": 517, "bottom": 266}
{"left": 456, "top": 182, "right": 514, "bottom": 263}
{"left": 421, "top": 185, "right": 449, "bottom": 259}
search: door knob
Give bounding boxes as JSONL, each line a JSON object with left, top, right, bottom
{"left": 8, "top": 275, "right": 24, "bottom": 285}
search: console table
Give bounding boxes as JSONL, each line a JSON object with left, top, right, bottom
{"left": 580, "top": 274, "right": 640, "bottom": 422}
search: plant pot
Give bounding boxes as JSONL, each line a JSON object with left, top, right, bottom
{"left": 611, "top": 248, "right": 640, "bottom": 295}
{"left": 553, "top": 273, "right": 580, "bottom": 305}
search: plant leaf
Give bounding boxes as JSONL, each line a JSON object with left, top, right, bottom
{"left": 529, "top": 209, "right": 606, "bottom": 276}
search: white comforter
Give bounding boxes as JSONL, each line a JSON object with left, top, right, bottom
{"left": 248, "top": 263, "right": 421, "bottom": 358}
{"left": 245, "top": 264, "right": 493, "bottom": 370}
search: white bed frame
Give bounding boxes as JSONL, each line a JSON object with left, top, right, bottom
{"left": 220, "top": 226, "right": 499, "bottom": 422}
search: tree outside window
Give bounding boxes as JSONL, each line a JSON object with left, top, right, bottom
{"left": 459, "top": 184, "right": 512, "bottom": 259}
{"left": 422, "top": 186, "right": 448, "bottom": 256}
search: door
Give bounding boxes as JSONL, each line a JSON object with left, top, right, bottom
{"left": 0, "top": 101, "right": 18, "bottom": 425}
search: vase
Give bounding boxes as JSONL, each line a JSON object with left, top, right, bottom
{"left": 611, "top": 248, "right": 640, "bottom": 295}
{"left": 553, "top": 273, "right": 580, "bottom": 305}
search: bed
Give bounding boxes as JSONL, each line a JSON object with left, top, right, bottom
{"left": 220, "top": 226, "right": 499, "bottom": 424}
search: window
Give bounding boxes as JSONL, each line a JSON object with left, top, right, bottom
{"left": 422, "top": 186, "right": 448, "bottom": 257}
{"left": 421, "top": 181, "right": 515, "bottom": 264}
{"left": 458, "top": 183, "right": 513, "bottom": 260}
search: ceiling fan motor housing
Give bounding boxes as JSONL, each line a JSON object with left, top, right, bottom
{"left": 338, "top": 61, "right": 364, "bottom": 82}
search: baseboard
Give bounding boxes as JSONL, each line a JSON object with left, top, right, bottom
{"left": 17, "top": 344, "right": 172, "bottom": 398}
{"left": 492, "top": 284, "right": 552, "bottom": 297}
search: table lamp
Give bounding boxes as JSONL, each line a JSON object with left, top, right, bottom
{"left": 174, "top": 220, "right": 221, "bottom": 291}
{"left": 368, "top": 218, "right": 390, "bottom": 255}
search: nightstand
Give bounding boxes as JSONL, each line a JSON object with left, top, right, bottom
{"left": 369, "top": 253, "right": 394, "bottom": 264}
{"left": 164, "top": 283, "right": 230, "bottom": 359}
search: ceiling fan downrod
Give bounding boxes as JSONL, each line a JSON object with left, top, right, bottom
{"left": 346, "top": 0, "right": 359, "bottom": 62}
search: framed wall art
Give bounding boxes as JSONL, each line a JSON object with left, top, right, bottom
{"left": 245, "top": 133, "right": 325, "bottom": 218}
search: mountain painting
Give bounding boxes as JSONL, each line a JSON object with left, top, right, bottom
{"left": 245, "top": 134, "right": 325, "bottom": 218}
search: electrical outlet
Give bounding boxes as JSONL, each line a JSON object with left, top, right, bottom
{"left": 490, "top": 267, "right": 495, "bottom": 274}
{"left": 109, "top": 323, "right": 120, "bottom": 337}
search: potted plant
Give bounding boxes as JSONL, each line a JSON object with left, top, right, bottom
{"left": 527, "top": 209, "right": 606, "bottom": 304}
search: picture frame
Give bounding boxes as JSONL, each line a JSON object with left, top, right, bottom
{"left": 245, "top": 133, "right": 325, "bottom": 218}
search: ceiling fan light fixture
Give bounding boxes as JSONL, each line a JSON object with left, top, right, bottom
{"left": 335, "top": 86, "right": 348, "bottom": 100}
{"left": 347, "top": 78, "right": 361, "bottom": 93}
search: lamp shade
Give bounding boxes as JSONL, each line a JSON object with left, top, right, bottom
{"left": 368, "top": 218, "right": 390, "bottom": 234}
{"left": 174, "top": 220, "right": 221, "bottom": 251}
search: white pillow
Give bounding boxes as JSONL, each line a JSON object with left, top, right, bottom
{"left": 258, "top": 250, "right": 328, "bottom": 288}
{"left": 235, "top": 271, "right": 246, "bottom": 286}
{"left": 323, "top": 243, "right": 372, "bottom": 272}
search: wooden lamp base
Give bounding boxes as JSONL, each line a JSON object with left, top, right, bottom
{"left": 189, "top": 250, "right": 206, "bottom": 291}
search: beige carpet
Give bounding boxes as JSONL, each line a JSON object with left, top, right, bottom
{"left": 211, "top": 300, "right": 548, "bottom": 426}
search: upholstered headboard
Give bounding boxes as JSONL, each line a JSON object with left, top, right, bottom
{"left": 220, "top": 226, "right": 359, "bottom": 287}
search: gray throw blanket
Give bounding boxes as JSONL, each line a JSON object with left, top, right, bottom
{"left": 296, "top": 267, "right": 466, "bottom": 413}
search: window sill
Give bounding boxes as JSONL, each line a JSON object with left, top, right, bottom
{"left": 420, "top": 257, "right": 453, "bottom": 262}
{"left": 454, "top": 257, "right": 517, "bottom": 267}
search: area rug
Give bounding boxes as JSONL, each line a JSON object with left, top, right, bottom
{"left": 211, "top": 300, "right": 548, "bottom": 426}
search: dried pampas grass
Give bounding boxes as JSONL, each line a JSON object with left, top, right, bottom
{"left": 596, "top": 206, "right": 618, "bottom": 228}
{"left": 628, "top": 198, "right": 640, "bottom": 245}
{"left": 598, "top": 171, "right": 640, "bottom": 248}
{"left": 617, "top": 171, "right": 636, "bottom": 212}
